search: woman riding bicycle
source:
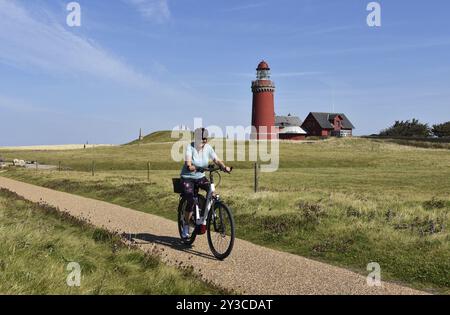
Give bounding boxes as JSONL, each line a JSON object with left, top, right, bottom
{"left": 180, "top": 128, "right": 231, "bottom": 239}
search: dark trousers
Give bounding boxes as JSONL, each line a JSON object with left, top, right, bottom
{"left": 181, "top": 177, "right": 211, "bottom": 213}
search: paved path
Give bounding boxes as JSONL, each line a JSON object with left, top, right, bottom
{"left": 0, "top": 176, "right": 426, "bottom": 295}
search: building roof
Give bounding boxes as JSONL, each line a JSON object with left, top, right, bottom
{"left": 307, "top": 112, "right": 355, "bottom": 129}
{"left": 275, "top": 115, "right": 303, "bottom": 127}
{"left": 278, "top": 126, "right": 307, "bottom": 135}
{"left": 257, "top": 60, "right": 270, "bottom": 70}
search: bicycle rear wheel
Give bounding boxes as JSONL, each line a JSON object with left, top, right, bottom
{"left": 178, "top": 195, "right": 206, "bottom": 245}
{"left": 207, "top": 202, "right": 235, "bottom": 260}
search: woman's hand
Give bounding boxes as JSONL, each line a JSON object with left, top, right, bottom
{"left": 188, "top": 165, "right": 196, "bottom": 172}
{"left": 214, "top": 159, "right": 232, "bottom": 173}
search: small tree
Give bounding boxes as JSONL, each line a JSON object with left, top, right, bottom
{"left": 379, "top": 119, "right": 432, "bottom": 138}
{"left": 432, "top": 121, "right": 450, "bottom": 138}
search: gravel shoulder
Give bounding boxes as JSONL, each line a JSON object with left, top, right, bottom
{"left": 0, "top": 176, "right": 427, "bottom": 295}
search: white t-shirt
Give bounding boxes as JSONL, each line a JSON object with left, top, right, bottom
{"left": 180, "top": 142, "right": 218, "bottom": 179}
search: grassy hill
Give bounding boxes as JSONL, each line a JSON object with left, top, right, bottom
{"left": 1, "top": 136, "right": 449, "bottom": 293}
{"left": 126, "top": 130, "right": 193, "bottom": 145}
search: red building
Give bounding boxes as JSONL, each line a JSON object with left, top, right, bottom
{"left": 251, "top": 61, "right": 277, "bottom": 140}
{"left": 275, "top": 115, "right": 307, "bottom": 140}
{"left": 301, "top": 112, "right": 355, "bottom": 137}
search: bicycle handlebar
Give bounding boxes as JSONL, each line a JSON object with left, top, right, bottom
{"left": 196, "top": 165, "right": 233, "bottom": 174}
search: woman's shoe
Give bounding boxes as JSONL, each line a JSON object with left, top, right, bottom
{"left": 182, "top": 224, "right": 190, "bottom": 238}
{"left": 196, "top": 224, "right": 207, "bottom": 235}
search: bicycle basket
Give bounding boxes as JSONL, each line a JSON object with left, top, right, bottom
{"left": 172, "top": 178, "right": 184, "bottom": 194}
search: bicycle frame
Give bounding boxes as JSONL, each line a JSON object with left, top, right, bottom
{"left": 193, "top": 170, "right": 219, "bottom": 227}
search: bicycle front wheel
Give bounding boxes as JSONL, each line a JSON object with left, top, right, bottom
{"left": 207, "top": 202, "right": 235, "bottom": 260}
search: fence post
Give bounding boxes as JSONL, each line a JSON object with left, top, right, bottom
{"left": 254, "top": 162, "right": 259, "bottom": 193}
{"left": 59, "top": 161, "right": 61, "bottom": 172}
{"left": 92, "top": 161, "right": 95, "bottom": 176}
{"left": 147, "top": 162, "right": 150, "bottom": 182}
{"left": 36, "top": 161, "right": 38, "bottom": 172}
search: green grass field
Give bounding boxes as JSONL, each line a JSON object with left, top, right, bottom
{"left": 0, "top": 189, "right": 223, "bottom": 294}
{"left": 1, "top": 135, "right": 449, "bottom": 293}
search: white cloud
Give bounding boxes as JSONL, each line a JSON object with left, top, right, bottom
{"left": 124, "top": 0, "right": 170, "bottom": 23}
{"left": 0, "top": 0, "right": 153, "bottom": 88}
{"left": 222, "top": 2, "right": 268, "bottom": 13}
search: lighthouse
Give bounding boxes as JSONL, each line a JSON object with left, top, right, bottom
{"left": 251, "top": 61, "right": 276, "bottom": 140}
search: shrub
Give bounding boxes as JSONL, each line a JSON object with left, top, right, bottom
{"left": 385, "top": 209, "right": 396, "bottom": 221}
{"left": 379, "top": 119, "right": 432, "bottom": 138}
{"left": 432, "top": 121, "right": 450, "bottom": 138}
{"left": 394, "top": 216, "right": 445, "bottom": 236}
{"left": 423, "top": 198, "right": 447, "bottom": 210}
{"left": 298, "top": 201, "right": 326, "bottom": 223}
{"left": 346, "top": 206, "right": 362, "bottom": 218}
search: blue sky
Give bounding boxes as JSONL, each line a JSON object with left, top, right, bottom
{"left": 0, "top": 0, "right": 449, "bottom": 145}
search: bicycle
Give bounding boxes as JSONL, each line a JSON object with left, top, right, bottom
{"left": 172, "top": 165, "right": 235, "bottom": 260}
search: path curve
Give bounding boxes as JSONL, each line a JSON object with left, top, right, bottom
{"left": 0, "top": 176, "right": 427, "bottom": 295}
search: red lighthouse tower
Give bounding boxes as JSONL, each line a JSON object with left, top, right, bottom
{"left": 251, "top": 61, "right": 276, "bottom": 140}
